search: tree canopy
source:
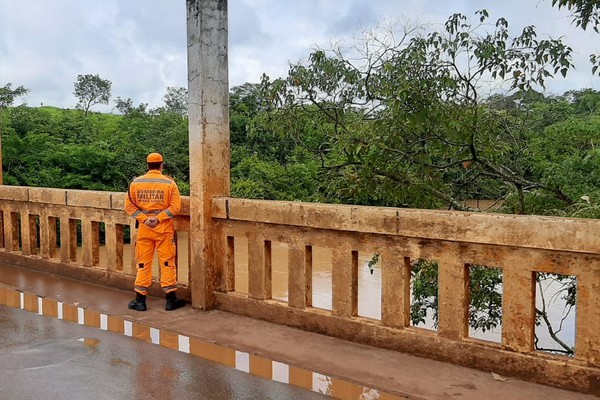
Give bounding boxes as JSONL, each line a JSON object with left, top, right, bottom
{"left": 73, "top": 74, "right": 112, "bottom": 116}
{"left": 552, "top": 0, "right": 600, "bottom": 31}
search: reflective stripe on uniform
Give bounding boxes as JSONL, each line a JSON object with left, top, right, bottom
{"left": 142, "top": 209, "right": 162, "bottom": 215}
{"left": 162, "top": 285, "right": 178, "bottom": 292}
{"left": 133, "top": 178, "right": 173, "bottom": 184}
{"left": 132, "top": 210, "right": 143, "bottom": 218}
{"left": 135, "top": 285, "right": 149, "bottom": 295}
{"left": 165, "top": 209, "right": 174, "bottom": 218}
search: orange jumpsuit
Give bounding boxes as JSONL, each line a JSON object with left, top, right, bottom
{"left": 125, "top": 169, "right": 182, "bottom": 295}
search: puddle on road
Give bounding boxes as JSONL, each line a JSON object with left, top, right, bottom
{"left": 78, "top": 337, "right": 101, "bottom": 348}
{"left": 5, "top": 288, "right": 406, "bottom": 400}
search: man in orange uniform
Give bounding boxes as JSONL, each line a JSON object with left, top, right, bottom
{"left": 125, "top": 152, "right": 186, "bottom": 311}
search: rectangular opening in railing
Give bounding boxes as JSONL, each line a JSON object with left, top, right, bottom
{"left": 233, "top": 236, "right": 249, "bottom": 294}
{"left": 312, "top": 246, "right": 333, "bottom": 311}
{"left": 358, "top": 252, "right": 381, "bottom": 320}
{"left": 73, "top": 219, "right": 83, "bottom": 263}
{"left": 534, "top": 272, "right": 576, "bottom": 358}
{"left": 271, "top": 241, "right": 289, "bottom": 303}
{"left": 468, "top": 264, "right": 502, "bottom": 343}
{"left": 175, "top": 230, "right": 189, "bottom": 286}
{"left": 410, "top": 259, "right": 439, "bottom": 332}
{"left": 47, "top": 215, "right": 59, "bottom": 260}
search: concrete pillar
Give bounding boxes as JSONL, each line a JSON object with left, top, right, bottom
{"left": 187, "top": 0, "right": 230, "bottom": 309}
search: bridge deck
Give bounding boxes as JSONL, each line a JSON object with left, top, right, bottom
{"left": 0, "top": 262, "right": 597, "bottom": 400}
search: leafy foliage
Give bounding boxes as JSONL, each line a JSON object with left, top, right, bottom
{"left": 161, "top": 86, "right": 188, "bottom": 117}
{"left": 552, "top": 0, "right": 600, "bottom": 31}
{"left": 259, "top": 11, "right": 577, "bottom": 213}
{"left": 0, "top": 84, "right": 29, "bottom": 108}
{"left": 410, "top": 260, "right": 439, "bottom": 328}
{"left": 73, "top": 74, "right": 112, "bottom": 116}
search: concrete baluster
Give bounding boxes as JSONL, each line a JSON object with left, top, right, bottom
{"left": 502, "top": 267, "right": 535, "bottom": 352}
{"left": 437, "top": 254, "right": 468, "bottom": 340}
{"left": 248, "top": 235, "right": 272, "bottom": 300}
{"left": 210, "top": 223, "right": 228, "bottom": 292}
{"left": 0, "top": 211, "right": 4, "bottom": 249}
{"left": 68, "top": 219, "right": 78, "bottom": 262}
{"left": 105, "top": 222, "right": 124, "bottom": 271}
{"left": 30, "top": 214, "right": 38, "bottom": 254}
{"left": 288, "top": 241, "right": 312, "bottom": 309}
{"left": 381, "top": 251, "right": 411, "bottom": 328}
{"left": 575, "top": 268, "right": 600, "bottom": 366}
{"left": 81, "top": 219, "right": 91, "bottom": 267}
{"left": 58, "top": 216, "right": 66, "bottom": 262}
{"left": 82, "top": 219, "right": 100, "bottom": 267}
{"left": 47, "top": 216, "right": 57, "bottom": 259}
{"left": 20, "top": 212, "right": 33, "bottom": 255}
{"left": 332, "top": 247, "right": 358, "bottom": 317}
{"left": 39, "top": 211, "right": 50, "bottom": 258}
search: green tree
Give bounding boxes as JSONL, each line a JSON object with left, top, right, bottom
{"left": 0, "top": 83, "right": 28, "bottom": 109}
{"left": 230, "top": 83, "right": 262, "bottom": 146}
{"left": 161, "top": 86, "right": 188, "bottom": 117}
{"left": 0, "top": 84, "right": 29, "bottom": 183}
{"left": 551, "top": 0, "right": 600, "bottom": 31}
{"left": 261, "top": 11, "right": 575, "bottom": 212}
{"left": 259, "top": 11, "right": 583, "bottom": 353}
{"left": 114, "top": 96, "right": 148, "bottom": 116}
{"left": 73, "top": 74, "right": 112, "bottom": 116}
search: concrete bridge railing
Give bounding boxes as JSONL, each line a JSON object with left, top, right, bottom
{"left": 0, "top": 186, "right": 599, "bottom": 395}
{"left": 0, "top": 186, "right": 192, "bottom": 297}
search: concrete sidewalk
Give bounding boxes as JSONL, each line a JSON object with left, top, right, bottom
{"left": 0, "top": 262, "right": 597, "bottom": 400}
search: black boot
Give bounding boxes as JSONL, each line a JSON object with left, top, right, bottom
{"left": 128, "top": 293, "right": 147, "bottom": 311}
{"left": 165, "top": 291, "right": 186, "bottom": 311}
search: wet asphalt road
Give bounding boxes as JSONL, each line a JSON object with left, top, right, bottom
{"left": 0, "top": 305, "right": 329, "bottom": 400}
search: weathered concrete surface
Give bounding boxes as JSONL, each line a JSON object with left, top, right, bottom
{"left": 187, "top": 0, "right": 231, "bottom": 310}
{"left": 213, "top": 197, "right": 600, "bottom": 254}
{"left": 0, "top": 306, "right": 327, "bottom": 400}
{"left": 0, "top": 263, "right": 597, "bottom": 400}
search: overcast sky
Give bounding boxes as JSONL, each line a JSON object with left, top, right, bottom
{"left": 1, "top": 0, "right": 599, "bottom": 111}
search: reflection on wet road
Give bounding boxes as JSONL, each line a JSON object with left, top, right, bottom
{"left": 0, "top": 305, "right": 329, "bottom": 400}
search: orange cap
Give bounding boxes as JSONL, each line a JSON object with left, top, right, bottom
{"left": 147, "top": 152, "right": 163, "bottom": 163}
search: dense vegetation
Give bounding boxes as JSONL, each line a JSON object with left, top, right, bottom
{"left": 2, "top": 81, "right": 600, "bottom": 218}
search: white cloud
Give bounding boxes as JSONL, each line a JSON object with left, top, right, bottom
{"left": 1, "top": 0, "right": 599, "bottom": 110}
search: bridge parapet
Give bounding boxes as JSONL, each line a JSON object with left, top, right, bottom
{"left": 0, "top": 186, "right": 191, "bottom": 296}
{"left": 0, "top": 186, "right": 599, "bottom": 394}
{"left": 212, "top": 197, "right": 600, "bottom": 395}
